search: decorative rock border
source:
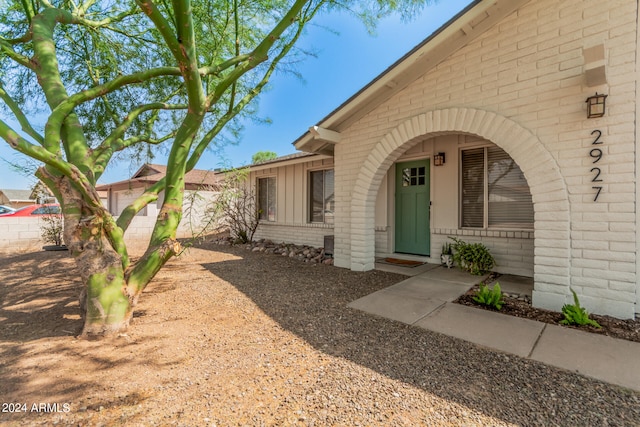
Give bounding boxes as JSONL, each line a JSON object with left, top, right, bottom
{"left": 211, "top": 238, "right": 334, "bottom": 265}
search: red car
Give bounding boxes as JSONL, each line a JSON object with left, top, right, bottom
{"left": 0, "top": 204, "right": 61, "bottom": 217}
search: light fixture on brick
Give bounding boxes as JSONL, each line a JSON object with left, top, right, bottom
{"left": 586, "top": 93, "right": 607, "bottom": 118}
{"left": 434, "top": 152, "right": 445, "bottom": 166}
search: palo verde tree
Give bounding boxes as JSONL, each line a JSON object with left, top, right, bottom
{"left": 0, "top": 0, "right": 431, "bottom": 337}
{"left": 251, "top": 150, "right": 277, "bottom": 164}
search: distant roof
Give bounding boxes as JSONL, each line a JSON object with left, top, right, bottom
{"left": 0, "top": 189, "right": 34, "bottom": 202}
{"left": 96, "top": 164, "right": 219, "bottom": 190}
{"left": 250, "top": 152, "right": 318, "bottom": 167}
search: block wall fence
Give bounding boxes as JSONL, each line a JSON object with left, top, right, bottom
{"left": 0, "top": 215, "right": 212, "bottom": 253}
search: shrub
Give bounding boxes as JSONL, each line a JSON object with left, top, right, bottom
{"left": 40, "top": 208, "right": 64, "bottom": 247}
{"left": 204, "top": 168, "right": 261, "bottom": 244}
{"left": 473, "top": 283, "right": 504, "bottom": 310}
{"left": 560, "top": 288, "right": 601, "bottom": 329}
{"left": 449, "top": 237, "right": 495, "bottom": 275}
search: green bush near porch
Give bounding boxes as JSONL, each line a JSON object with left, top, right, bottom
{"left": 449, "top": 237, "right": 496, "bottom": 276}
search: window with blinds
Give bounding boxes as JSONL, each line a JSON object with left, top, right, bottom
{"left": 258, "top": 177, "right": 276, "bottom": 222}
{"left": 461, "top": 146, "right": 533, "bottom": 229}
{"left": 309, "top": 169, "right": 335, "bottom": 223}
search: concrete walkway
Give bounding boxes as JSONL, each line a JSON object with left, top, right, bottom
{"left": 348, "top": 264, "right": 640, "bottom": 392}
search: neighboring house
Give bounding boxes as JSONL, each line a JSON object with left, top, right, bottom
{"left": 97, "top": 164, "right": 219, "bottom": 217}
{"left": 0, "top": 182, "right": 67, "bottom": 208}
{"left": 246, "top": 0, "right": 640, "bottom": 320}
{"left": 30, "top": 181, "right": 56, "bottom": 204}
{"left": 0, "top": 189, "right": 35, "bottom": 208}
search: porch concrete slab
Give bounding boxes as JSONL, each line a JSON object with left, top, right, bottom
{"left": 374, "top": 261, "right": 440, "bottom": 277}
{"left": 348, "top": 271, "right": 472, "bottom": 324}
{"left": 414, "top": 303, "right": 545, "bottom": 358}
{"left": 381, "top": 276, "right": 471, "bottom": 301}
{"left": 347, "top": 291, "right": 445, "bottom": 325}
{"left": 420, "top": 266, "right": 488, "bottom": 286}
{"left": 530, "top": 324, "right": 640, "bottom": 392}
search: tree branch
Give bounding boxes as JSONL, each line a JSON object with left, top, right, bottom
{"left": 135, "top": 0, "right": 182, "bottom": 62}
{"left": 0, "top": 118, "right": 100, "bottom": 212}
{"left": 188, "top": 0, "right": 321, "bottom": 171}
{"left": 0, "top": 83, "right": 45, "bottom": 144}
{"left": 116, "top": 179, "right": 165, "bottom": 231}
{"left": 43, "top": 66, "right": 181, "bottom": 154}
{"left": 91, "top": 102, "right": 185, "bottom": 179}
{"left": 0, "top": 39, "right": 34, "bottom": 69}
{"left": 205, "top": 0, "right": 311, "bottom": 108}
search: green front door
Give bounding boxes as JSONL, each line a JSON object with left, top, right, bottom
{"left": 395, "top": 160, "right": 430, "bottom": 255}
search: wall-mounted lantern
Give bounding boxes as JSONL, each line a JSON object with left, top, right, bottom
{"left": 586, "top": 93, "right": 607, "bottom": 118}
{"left": 434, "top": 152, "right": 446, "bottom": 166}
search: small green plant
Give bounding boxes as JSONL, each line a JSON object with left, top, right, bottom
{"left": 449, "top": 237, "right": 496, "bottom": 275}
{"left": 560, "top": 288, "right": 601, "bottom": 329}
{"left": 473, "top": 283, "right": 504, "bottom": 310}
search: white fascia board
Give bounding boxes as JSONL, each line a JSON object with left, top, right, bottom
{"left": 246, "top": 153, "right": 333, "bottom": 172}
{"left": 309, "top": 126, "right": 341, "bottom": 144}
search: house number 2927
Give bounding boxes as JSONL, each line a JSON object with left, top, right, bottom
{"left": 590, "top": 129, "right": 603, "bottom": 201}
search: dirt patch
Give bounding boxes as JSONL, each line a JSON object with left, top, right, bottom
{"left": 1, "top": 240, "right": 639, "bottom": 426}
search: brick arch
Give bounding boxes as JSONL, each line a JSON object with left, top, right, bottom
{"left": 349, "top": 108, "right": 570, "bottom": 300}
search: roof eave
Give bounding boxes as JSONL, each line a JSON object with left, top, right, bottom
{"left": 294, "top": 0, "right": 529, "bottom": 154}
{"left": 247, "top": 153, "right": 332, "bottom": 172}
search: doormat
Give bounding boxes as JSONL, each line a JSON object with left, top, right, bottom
{"left": 379, "top": 258, "right": 425, "bottom": 267}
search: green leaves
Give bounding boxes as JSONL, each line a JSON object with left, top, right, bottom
{"left": 473, "top": 283, "right": 504, "bottom": 310}
{"left": 449, "top": 236, "right": 496, "bottom": 276}
{"left": 251, "top": 150, "right": 277, "bottom": 164}
{"left": 560, "top": 288, "right": 601, "bottom": 329}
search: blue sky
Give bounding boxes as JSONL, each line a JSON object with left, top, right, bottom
{"left": 0, "top": 0, "right": 471, "bottom": 190}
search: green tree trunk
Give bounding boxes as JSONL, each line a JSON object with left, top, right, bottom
{"left": 67, "top": 215, "right": 134, "bottom": 336}
{"left": 47, "top": 172, "right": 134, "bottom": 336}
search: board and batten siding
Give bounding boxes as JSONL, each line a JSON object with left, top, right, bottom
{"left": 250, "top": 157, "right": 335, "bottom": 248}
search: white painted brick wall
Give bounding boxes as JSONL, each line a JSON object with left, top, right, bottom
{"left": 253, "top": 222, "right": 333, "bottom": 249}
{"left": 431, "top": 231, "right": 534, "bottom": 276}
{"left": 331, "top": 0, "right": 638, "bottom": 318}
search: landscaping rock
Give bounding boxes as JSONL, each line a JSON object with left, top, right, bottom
{"left": 211, "top": 237, "right": 334, "bottom": 266}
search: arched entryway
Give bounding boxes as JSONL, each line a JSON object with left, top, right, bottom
{"left": 349, "top": 108, "right": 571, "bottom": 311}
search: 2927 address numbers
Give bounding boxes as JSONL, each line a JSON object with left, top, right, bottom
{"left": 590, "top": 129, "right": 604, "bottom": 202}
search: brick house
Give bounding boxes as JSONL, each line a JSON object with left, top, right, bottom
{"left": 246, "top": 0, "right": 639, "bottom": 320}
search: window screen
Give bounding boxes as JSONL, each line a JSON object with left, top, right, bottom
{"left": 309, "top": 169, "right": 334, "bottom": 223}
{"left": 487, "top": 147, "right": 534, "bottom": 227}
{"left": 461, "top": 148, "right": 484, "bottom": 228}
{"left": 258, "top": 177, "right": 276, "bottom": 222}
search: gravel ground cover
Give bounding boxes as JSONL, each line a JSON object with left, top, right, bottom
{"left": 1, "top": 239, "right": 639, "bottom": 426}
